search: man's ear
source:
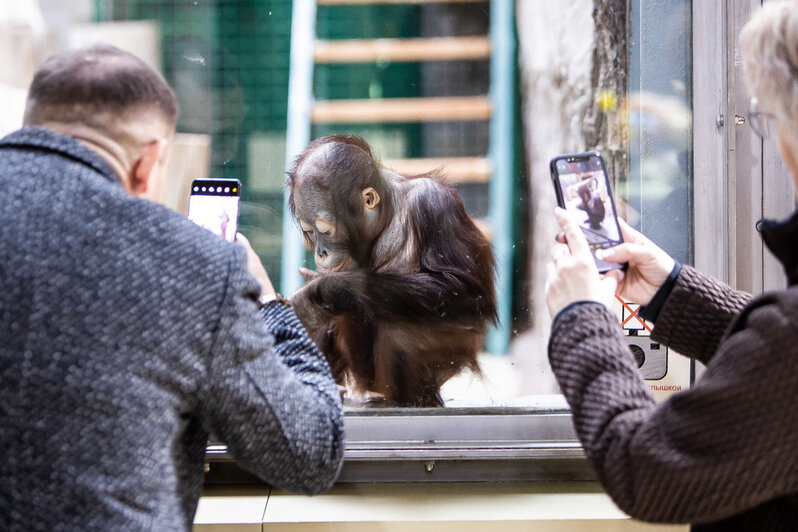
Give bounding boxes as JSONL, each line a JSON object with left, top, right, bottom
{"left": 129, "top": 139, "right": 166, "bottom": 197}
{"left": 361, "top": 187, "right": 380, "bottom": 210}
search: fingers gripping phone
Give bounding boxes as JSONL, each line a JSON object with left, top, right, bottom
{"left": 550, "top": 152, "right": 625, "bottom": 273}
{"left": 187, "top": 178, "right": 241, "bottom": 242}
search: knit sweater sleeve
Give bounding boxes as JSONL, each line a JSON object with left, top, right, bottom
{"left": 651, "top": 265, "right": 752, "bottom": 365}
{"left": 198, "top": 248, "right": 344, "bottom": 495}
{"left": 549, "top": 297, "right": 798, "bottom": 524}
{"left": 258, "top": 301, "right": 344, "bottom": 430}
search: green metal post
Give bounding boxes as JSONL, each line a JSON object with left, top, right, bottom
{"left": 94, "top": 0, "right": 103, "bottom": 23}
{"left": 281, "top": 0, "right": 317, "bottom": 297}
{"left": 486, "top": 0, "right": 517, "bottom": 354}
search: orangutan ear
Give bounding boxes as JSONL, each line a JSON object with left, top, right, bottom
{"left": 362, "top": 187, "right": 380, "bottom": 210}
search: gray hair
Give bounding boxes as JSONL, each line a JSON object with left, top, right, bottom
{"left": 24, "top": 44, "right": 178, "bottom": 130}
{"left": 741, "top": 1, "right": 798, "bottom": 140}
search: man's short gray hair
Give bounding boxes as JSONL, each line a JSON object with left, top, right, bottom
{"left": 24, "top": 44, "right": 178, "bottom": 130}
{"left": 741, "top": 1, "right": 798, "bottom": 140}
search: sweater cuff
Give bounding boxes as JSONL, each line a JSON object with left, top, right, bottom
{"left": 259, "top": 300, "right": 302, "bottom": 332}
{"left": 638, "top": 261, "right": 682, "bottom": 323}
{"left": 551, "top": 300, "right": 611, "bottom": 330}
{"left": 548, "top": 301, "right": 623, "bottom": 374}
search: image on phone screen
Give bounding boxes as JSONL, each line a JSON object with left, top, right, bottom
{"left": 550, "top": 153, "right": 624, "bottom": 272}
{"left": 187, "top": 178, "right": 241, "bottom": 243}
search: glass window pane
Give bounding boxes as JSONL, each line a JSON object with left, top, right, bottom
{"left": 0, "top": 0, "right": 692, "bottom": 413}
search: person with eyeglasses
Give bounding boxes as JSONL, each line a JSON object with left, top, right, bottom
{"left": 545, "top": 2, "right": 798, "bottom": 530}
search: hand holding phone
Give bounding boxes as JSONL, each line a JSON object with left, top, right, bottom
{"left": 545, "top": 206, "right": 621, "bottom": 317}
{"left": 235, "top": 232, "right": 276, "bottom": 302}
{"left": 597, "top": 218, "right": 676, "bottom": 307}
{"left": 549, "top": 152, "right": 625, "bottom": 273}
{"left": 187, "top": 178, "right": 241, "bottom": 242}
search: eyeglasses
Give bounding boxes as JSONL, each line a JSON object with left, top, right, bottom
{"left": 749, "top": 97, "right": 777, "bottom": 138}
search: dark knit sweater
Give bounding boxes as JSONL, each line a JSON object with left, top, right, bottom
{"left": 0, "top": 127, "right": 344, "bottom": 531}
{"left": 548, "top": 211, "right": 798, "bottom": 530}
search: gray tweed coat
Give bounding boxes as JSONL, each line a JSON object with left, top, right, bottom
{"left": 0, "top": 127, "right": 344, "bottom": 531}
{"left": 549, "top": 211, "right": 798, "bottom": 530}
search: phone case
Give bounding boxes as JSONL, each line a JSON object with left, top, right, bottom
{"left": 549, "top": 152, "right": 625, "bottom": 273}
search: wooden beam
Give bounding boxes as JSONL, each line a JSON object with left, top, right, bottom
{"left": 311, "top": 96, "right": 491, "bottom": 124}
{"left": 314, "top": 37, "right": 490, "bottom": 63}
{"left": 318, "top": 0, "right": 486, "bottom": 5}
{"left": 383, "top": 157, "right": 491, "bottom": 183}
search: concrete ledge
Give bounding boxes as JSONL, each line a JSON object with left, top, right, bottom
{"left": 194, "top": 482, "right": 688, "bottom": 531}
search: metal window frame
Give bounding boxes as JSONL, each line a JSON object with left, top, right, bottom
{"left": 694, "top": 0, "right": 794, "bottom": 291}
{"left": 338, "top": 407, "right": 592, "bottom": 482}
{"left": 206, "top": 406, "right": 596, "bottom": 483}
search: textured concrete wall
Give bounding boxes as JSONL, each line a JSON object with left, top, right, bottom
{"left": 512, "top": 0, "right": 595, "bottom": 393}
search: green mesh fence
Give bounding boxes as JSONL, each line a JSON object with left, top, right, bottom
{"left": 101, "top": 1, "right": 493, "bottom": 287}
{"left": 102, "top": 0, "right": 292, "bottom": 286}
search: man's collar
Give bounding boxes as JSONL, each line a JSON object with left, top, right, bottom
{"left": 0, "top": 126, "right": 121, "bottom": 185}
{"left": 758, "top": 209, "right": 798, "bottom": 285}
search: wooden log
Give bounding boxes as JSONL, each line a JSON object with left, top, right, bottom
{"left": 314, "top": 37, "right": 490, "bottom": 63}
{"left": 319, "top": 0, "right": 486, "bottom": 5}
{"left": 163, "top": 133, "right": 212, "bottom": 215}
{"left": 311, "top": 96, "right": 491, "bottom": 124}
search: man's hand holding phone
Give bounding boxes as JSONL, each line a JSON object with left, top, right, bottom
{"left": 545, "top": 208, "right": 622, "bottom": 317}
{"left": 235, "top": 233, "right": 276, "bottom": 304}
{"left": 187, "top": 178, "right": 241, "bottom": 243}
{"left": 186, "top": 179, "right": 277, "bottom": 305}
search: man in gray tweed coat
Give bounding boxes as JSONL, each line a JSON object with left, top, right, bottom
{"left": 0, "top": 45, "right": 343, "bottom": 531}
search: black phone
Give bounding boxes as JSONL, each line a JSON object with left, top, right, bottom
{"left": 550, "top": 152, "right": 625, "bottom": 273}
{"left": 187, "top": 178, "right": 241, "bottom": 243}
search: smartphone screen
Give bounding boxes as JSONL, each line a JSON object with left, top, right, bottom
{"left": 550, "top": 152, "right": 624, "bottom": 272}
{"left": 187, "top": 178, "right": 241, "bottom": 242}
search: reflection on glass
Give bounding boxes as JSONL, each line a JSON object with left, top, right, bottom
{"left": 624, "top": 0, "right": 692, "bottom": 266}
{"left": 0, "top": 1, "right": 692, "bottom": 411}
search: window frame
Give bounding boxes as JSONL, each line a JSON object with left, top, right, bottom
{"left": 207, "top": 0, "right": 794, "bottom": 484}
{"left": 207, "top": 406, "right": 596, "bottom": 483}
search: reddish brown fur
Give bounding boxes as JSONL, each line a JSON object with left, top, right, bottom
{"left": 288, "top": 135, "right": 496, "bottom": 407}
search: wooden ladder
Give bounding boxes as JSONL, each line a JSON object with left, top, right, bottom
{"left": 281, "top": 0, "right": 515, "bottom": 353}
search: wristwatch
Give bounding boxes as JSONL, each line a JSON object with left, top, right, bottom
{"left": 258, "top": 292, "right": 291, "bottom": 308}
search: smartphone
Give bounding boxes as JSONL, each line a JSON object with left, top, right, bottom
{"left": 187, "top": 178, "right": 241, "bottom": 242}
{"left": 549, "top": 152, "right": 625, "bottom": 272}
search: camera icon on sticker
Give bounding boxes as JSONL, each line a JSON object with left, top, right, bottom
{"left": 618, "top": 298, "right": 667, "bottom": 380}
{"left": 625, "top": 335, "right": 668, "bottom": 380}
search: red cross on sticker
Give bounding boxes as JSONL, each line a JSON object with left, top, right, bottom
{"left": 616, "top": 295, "right": 653, "bottom": 334}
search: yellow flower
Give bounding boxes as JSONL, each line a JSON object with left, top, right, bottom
{"left": 597, "top": 89, "right": 617, "bottom": 114}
